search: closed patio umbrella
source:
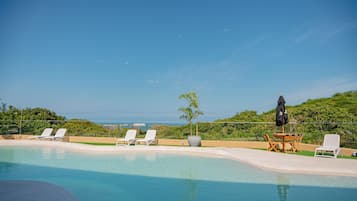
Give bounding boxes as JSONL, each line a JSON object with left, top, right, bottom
{"left": 275, "top": 96, "right": 288, "bottom": 132}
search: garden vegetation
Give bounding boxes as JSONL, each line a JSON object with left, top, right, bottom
{"left": 1, "top": 91, "right": 356, "bottom": 148}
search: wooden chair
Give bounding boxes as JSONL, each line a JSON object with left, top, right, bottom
{"left": 284, "top": 135, "right": 298, "bottom": 152}
{"left": 292, "top": 134, "right": 303, "bottom": 152}
{"left": 284, "top": 134, "right": 304, "bottom": 152}
{"left": 280, "top": 134, "right": 303, "bottom": 153}
{"left": 264, "top": 134, "right": 280, "bottom": 152}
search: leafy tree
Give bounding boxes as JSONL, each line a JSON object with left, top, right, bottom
{"left": 178, "top": 107, "right": 194, "bottom": 136}
{"left": 0, "top": 98, "right": 7, "bottom": 112}
{"left": 178, "top": 92, "right": 203, "bottom": 136}
{"left": 0, "top": 104, "right": 66, "bottom": 135}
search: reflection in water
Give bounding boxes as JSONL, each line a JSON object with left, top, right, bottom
{"left": 0, "top": 149, "right": 15, "bottom": 173}
{"left": 1, "top": 161, "right": 357, "bottom": 201}
{"left": 277, "top": 175, "right": 290, "bottom": 201}
{"left": 55, "top": 148, "right": 66, "bottom": 160}
{"left": 124, "top": 153, "right": 137, "bottom": 161}
{"left": 144, "top": 152, "right": 157, "bottom": 161}
{"left": 185, "top": 178, "right": 198, "bottom": 201}
{"left": 2, "top": 147, "right": 357, "bottom": 201}
{"left": 180, "top": 158, "right": 200, "bottom": 201}
{"left": 41, "top": 147, "right": 52, "bottom": 160}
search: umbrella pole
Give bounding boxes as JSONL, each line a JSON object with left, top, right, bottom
{"left": 282, "top": 126, "right": 285, "bottom": 133}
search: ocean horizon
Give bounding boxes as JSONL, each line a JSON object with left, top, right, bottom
{"left": 96, "top": 122, "right": 185, "bottom": 131}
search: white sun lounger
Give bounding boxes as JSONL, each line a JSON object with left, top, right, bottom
{"left": 314, "top": 134, "right": 341, "bottom": 158}
{"left": 29, "top": 128, "right": 53, "bottom": 139}
{"left": 136, "top": 129, "right": 157, "bottom": 145}
{"left": 116, "top": 129, "right": 137, "bottom": 145}
{"left": 43, "top": 128, "right": 67, "bottom": 141}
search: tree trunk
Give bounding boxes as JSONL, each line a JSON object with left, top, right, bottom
{"left": 190, "top": 120, "right": 193, "bottom": 136}
{"left": 196, "top": 119, "right": 198, "bottom": 136}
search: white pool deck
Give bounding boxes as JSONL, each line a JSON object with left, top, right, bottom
{"left": 1, "top": 140, "right": 357, "bottom": 177}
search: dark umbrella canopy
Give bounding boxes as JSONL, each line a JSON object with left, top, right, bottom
{"left": 275, "top": 96, "right": 288, "bottom": 127}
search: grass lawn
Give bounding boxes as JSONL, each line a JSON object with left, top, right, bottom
{"left": 255, "top": 148, "right": 357, "bottom": 159}
{"left": 75, "top": 142, "right": 357, "bottom": 160}
{"left": 294, "top": 150, "right": 357, "bottom": 159}
{"left": 282, "top": 150, "right": 357, "bottom": 159}
{"left": 76, "top": 142, "right": 116, "bottom": 146}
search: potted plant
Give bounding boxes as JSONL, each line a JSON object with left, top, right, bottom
{"left": 178, "top": 91, "right": 204, "bottom": 147}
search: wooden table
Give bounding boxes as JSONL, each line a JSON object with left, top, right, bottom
{"left": 273, "top": 133, "right": 298, "bottom": 152}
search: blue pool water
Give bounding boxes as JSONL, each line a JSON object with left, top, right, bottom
{"left": 1, "top": 146, "right": 357, "bottom": 201}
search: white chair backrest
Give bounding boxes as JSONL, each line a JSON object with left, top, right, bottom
{"left": 41, "top": 128, "right": 53, "bottom": 137}
{"left": 55, "top": 128, "right": 67, "bottom": 138}
{"left": 144, "top": 130, "right": 156, "bottom": 140}
{"left": 125, "top": 129, "right": 137, "bottom": 141}
{"left": 323, "top": 134, "right": 340, "bottom": 148}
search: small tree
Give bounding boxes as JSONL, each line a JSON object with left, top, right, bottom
{"left": 179, "top": 92, "right": 203, "bottom": 136}
{"left": 179, "top": 106, "right": 194, "bottom": 136}
{"left": 0, "top": 98, "right": 7, "bottom": 112}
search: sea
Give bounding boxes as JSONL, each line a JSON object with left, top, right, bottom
{"left": 96, "top": 122, "right": 185, "bottom": 131}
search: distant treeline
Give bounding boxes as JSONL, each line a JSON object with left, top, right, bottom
{"left": 1, "top": 91, "right": 357, "bottom": 148}
{"left": 0, "top": 103, "right": 127, "bottom": 137}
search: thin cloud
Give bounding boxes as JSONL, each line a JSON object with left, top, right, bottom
{"left": 223, "top": 28, "right": 231, "bottom": 32}
{"left": 218, "top": 28, "right": 232, "bottom": 33}
{"left": 294, "top": 28, "right": 318, "bottom": 43}
{"left": 147, "top": 79, "right": 160, "bottom": 85}
{"left": 294, "top": 22, "right": 357, "bottom": 44}
{"left": 325, "top": 22, "right": 357, "bottom": 39}
{"left": 286, "top": 77, "right": 357, "bottom": 104}
{"left": 230, "top": 35, "right": 268, "bottom": 58}
{"left": 163, "top": 60, "right": 242, "bottom": 93}
{"left": 124, "top": 61, "right": 129, "bottom": 65}
{"left": 95, "top": 59, "right": 105, "bottom": 64}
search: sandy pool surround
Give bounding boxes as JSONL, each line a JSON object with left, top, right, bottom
{"left": 1, "top": 140, "right": 357, "bottom": 177}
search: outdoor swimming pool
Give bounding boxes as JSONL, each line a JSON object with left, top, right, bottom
{"left": 1, "top": 146, "right": 357, "bottom": 201}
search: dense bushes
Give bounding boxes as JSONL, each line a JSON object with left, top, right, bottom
{"left": 0, "top": 106, "right": 65, "bottom": 135}
{"left": 155, "top": 91, "right": 357, "bottom": 148}
{"left": 1, "top": 91, "right": 356, "bottom": 148}
{"left": 62, "top": 119, "right": 126, "bottom": 137}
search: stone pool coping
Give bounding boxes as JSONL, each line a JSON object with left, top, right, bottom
{"left": 1, "top": 140, "right": 357, "bottom": 177}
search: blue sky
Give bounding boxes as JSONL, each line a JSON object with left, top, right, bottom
{"left": 1, "top": 0, "right": 357, "bottom": 122}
